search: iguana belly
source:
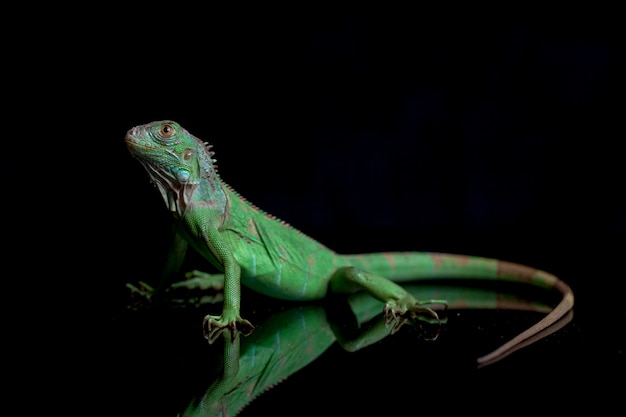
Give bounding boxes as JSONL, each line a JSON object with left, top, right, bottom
{"left": 235, "top": 246, "right": 341, "bottom": 301}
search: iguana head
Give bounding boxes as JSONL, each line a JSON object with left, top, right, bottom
{"left": 125, "top": 120, "right": 221, "bottom": 215}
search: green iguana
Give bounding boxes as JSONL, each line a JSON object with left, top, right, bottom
{"left": 124, "top": 120, "right": 574, "bottom": 365}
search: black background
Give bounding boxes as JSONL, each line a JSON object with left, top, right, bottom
{"left": 12, "top": 6, "right": 623, "bottom": 415}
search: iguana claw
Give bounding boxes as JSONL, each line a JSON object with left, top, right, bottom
{"left": 126, "top": 281, "right": 155, "bottom": 299}
{"left": 383, "top": 298, "right": 447, "bottom": 334}
{"left": 203, "top": 314, "right": 255, "bottom": 344}
{"left": 126, "top": 281, "right": 158, "bottom": 309}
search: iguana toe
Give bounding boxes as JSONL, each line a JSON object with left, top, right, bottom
{"left": 203, "top": 314, "right": 255, "bottom": 344}
{"left": 383, "top": 299, "right": 447, "bottom": 333}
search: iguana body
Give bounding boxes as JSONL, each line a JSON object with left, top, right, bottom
{"left": 125, "top": 120, "right": 574, "bottom": 365}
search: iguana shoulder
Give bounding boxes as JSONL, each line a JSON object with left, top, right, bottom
{"left": 219, "top": 183, "right": 341, "bottom": 299}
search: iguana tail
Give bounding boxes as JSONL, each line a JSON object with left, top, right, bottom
{"left": 343, "top": 251, "right": 574, "bottom": 365}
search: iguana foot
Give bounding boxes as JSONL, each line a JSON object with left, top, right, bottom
{"left": 126, "top": 281, "right": 155, "bottom": 298}
{"left": 383, "top": 298, "right": 448, "bottom": 334}
{"left": 126, "top": 281, "right": 157, "bottom": 308}
{"left": 203, "top": 313, "right": 255, "bottom": 344}
{"left": 170, "top": 270, "right": 225, "bottom": 291}
{"left": 162, "top": 271, "right": 226, "bottom": 306}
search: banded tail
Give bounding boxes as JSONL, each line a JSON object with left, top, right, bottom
{"left": 344, "top": 251, "right": 574, "bottom": 365}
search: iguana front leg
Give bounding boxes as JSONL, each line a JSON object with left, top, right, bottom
{"left": 126, "top": 228, "right": 190, "bottom": 306}
{"left": 200, "top": 226, "right": 254, "bottom": 342}
{"left": 329, "top": 266, "right": 447, "bottom": 333}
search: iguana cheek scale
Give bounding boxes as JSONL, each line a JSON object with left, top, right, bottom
{"left": 125, "top": 120, "right": 574, "bottom": 365}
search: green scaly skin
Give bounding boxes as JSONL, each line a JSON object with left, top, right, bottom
{"left": 125, "top": 120, "right": 574, "bottom": 365}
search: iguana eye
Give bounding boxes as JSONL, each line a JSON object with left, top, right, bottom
{"left": 159, "top": 124, "right": 176, "bottom": 139}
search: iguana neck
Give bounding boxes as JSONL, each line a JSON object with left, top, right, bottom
{"left": 171, "top": 175, "right": 229, "bottom": 221}
{"left": 138, "top": 151, "right": 228, "bottom": 221}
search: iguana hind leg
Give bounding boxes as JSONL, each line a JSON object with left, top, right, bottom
{"left": 329, "top": 266, "right": 447, "bottom": 333}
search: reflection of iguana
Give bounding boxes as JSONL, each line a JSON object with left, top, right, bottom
{"left": 125, "top": 120, "right": 574, "bottom": 366}
{"left": 179, "top": 285, "right": 572, "bottom": 416}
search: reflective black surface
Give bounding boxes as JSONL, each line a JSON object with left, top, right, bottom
{"left": 32, "top": 8, "right": 621, "bottom": 415}
{"left": 109, "top": 229, "right": 623, "bottom": 416}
